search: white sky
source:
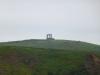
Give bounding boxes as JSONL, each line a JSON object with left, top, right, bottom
{"left": 0, "top": 0, "right": 100, "bottom": 45}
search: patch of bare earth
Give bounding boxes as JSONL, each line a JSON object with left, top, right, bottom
{"left": 85, "top": 54, "right": 100, "bottom": 75}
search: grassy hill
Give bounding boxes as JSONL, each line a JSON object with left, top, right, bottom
{"left": 0, "top": 39, "right": 100, "bottom": 75}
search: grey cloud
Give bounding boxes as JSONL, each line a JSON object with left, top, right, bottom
{"left": 0, "top": 0, "right": 100, "bottom": 44}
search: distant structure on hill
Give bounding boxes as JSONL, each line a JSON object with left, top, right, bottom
{"left": 46, "top": 34, "right": 55, "bottom": 40}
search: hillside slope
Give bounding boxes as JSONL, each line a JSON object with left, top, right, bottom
{"left": 0, "top": 46, "right": 100, "bottom": 75}
{"left": 0, "top": 39, "right": 100, "bottom": 75}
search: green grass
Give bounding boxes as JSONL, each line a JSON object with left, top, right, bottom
{"left": 0, "top": 45, "right": 100, "bottom": 75}
{"left": 0, "top": 39, "right": 100, "bottom": 75}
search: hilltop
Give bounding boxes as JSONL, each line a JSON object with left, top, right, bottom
{"left": 0, "top": 39, "right": 100, "bottom": 50}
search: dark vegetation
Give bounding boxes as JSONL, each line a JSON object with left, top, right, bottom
{"left": 0, "top": 39, "right": 100, "bottom": 75}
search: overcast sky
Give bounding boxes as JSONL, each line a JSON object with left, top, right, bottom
{"left": 0, "top": 0, "right": 100, "bottom": 44}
